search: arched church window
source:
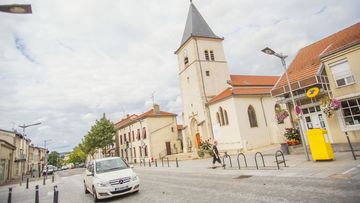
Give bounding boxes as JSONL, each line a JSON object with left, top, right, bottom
{"left": 224, "top": 110, "right": 229, "bottom": 125}
{"left": 210, "top": 50, "right": 215, "bottom": 61}
{"left": 204, "top": 50, "right": 209, "bottom": 61}
{"left": 184, "top": 57, "right": 189, "bottom": 65}
{"left": 248, "top": 105, "right": 258, "bottom": 128}
{"left": 219, "top": 107, "right": 225, "bottom": 126}
{"left": 216, "top": 112, "right": 221, "bottom": 126}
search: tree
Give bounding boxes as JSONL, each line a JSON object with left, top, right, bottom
{"left": 68, "top": 145, "right": 86, "bottom": 164}
{"left": 84, "top": 114, "right": 116, "bottom": 157}
{"left": 48, "top": 151, "right": 60, "bottom": 167}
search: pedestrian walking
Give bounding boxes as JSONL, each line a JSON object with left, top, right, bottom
{"left": 212, "top": 140, "right": 224, "bottom": 168}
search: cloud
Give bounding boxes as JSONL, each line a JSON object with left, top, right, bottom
{"left": 0, "top": 0, "right": 359, "bottom": 152}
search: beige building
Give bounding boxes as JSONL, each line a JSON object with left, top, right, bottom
{"left": 114, "top": 104, "right": 180, "bottom": 163}
{"left": 175, "top": 2, "right": 288, "bottom": 153}
{"left": 0, "top": 129, "right": 16, "bottom": 185}
{"left": 320, "top": 27, "right": 360, "bottom": 143}
{"left": 28, "top": 145, "right": 46, "bottom": 177}
{"left": 271, "top": 22, "right": 360, "bottom": 150}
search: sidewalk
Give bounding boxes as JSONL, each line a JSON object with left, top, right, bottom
{"left": 134, "top": 151, "right": 360, "bottom": 180}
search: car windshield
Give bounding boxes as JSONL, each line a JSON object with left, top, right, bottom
{"left": 95, "top": 158, "right": 128, "bottom": 174}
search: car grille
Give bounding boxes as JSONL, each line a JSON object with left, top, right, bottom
{"left": 110, "top": 187, "right": 131, "bottom": 194}
{"left": 109, "top": 177, "right": 131, "bottom": 185}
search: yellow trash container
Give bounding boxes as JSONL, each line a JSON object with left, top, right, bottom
{"left": 306, "top": 129, "right": 334, "bottom": 161}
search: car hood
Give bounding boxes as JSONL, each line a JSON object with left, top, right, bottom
{"left": 95, "top": 168, "right": 133, "bottom": 181}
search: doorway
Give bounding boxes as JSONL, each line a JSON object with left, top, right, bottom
{"left": 165, "top": 142, "right": 171, "bottom": 155}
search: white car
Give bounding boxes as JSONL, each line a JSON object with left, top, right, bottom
{"left": 84, "top": 157, "right": 140, "bottom": 201}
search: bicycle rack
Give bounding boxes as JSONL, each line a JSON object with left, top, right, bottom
{"left": 255, "top": 152, "right": 265, "bottom": 170}
{"left": 275, "top": 150, "right": 287, "bottom": 170}
{"left": 222, "top": 152, "right": 232, "bottom": 169}
{"left": 237, "top": 153, "right": 247, "bottom": 169}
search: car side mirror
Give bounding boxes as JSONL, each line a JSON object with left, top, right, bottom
{"left": 86, "top": 171, "right": 94, "bottom": 176}
{"left": 130, "top": 165, "right": 134, "bottom": 169}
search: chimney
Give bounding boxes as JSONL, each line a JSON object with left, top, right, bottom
{"left": 153, "top": 104, "right": 160, "bottom": 114}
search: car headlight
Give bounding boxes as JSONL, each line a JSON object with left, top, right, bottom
{"left": 132, "top": 173, "right": 138, "bottom": 181}
{"left": 96, "top": 181, "right": 110, "bottom": 187}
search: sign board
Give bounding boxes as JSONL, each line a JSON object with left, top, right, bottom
{"left": 306, "top": 87, "right": 320, "bottom": 98}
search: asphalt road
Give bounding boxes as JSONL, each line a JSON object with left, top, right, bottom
{"left": 1, "top": 167, "right": 360, "bottom": 203}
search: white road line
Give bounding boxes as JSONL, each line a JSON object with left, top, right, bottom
{"left": 342, "top": 164, "right": 360, "bottom": 175}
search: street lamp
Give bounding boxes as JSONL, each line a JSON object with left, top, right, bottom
{"left": 18, "top": 122, "right": 41, "bottom": 185}
{"left": 0, "top": 4, "right": 32, "bottom": 14}
{"left": 43, "top": 139, "right": 51, "bottom": 180}
{"left": 262, "top": 47, "right": 310, "bottom": 161}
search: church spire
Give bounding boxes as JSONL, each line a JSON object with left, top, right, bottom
{"left": 180, "top": 2, "right": 220, "bottom": 46}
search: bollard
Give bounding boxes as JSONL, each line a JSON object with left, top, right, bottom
{"left": 26, "top": 178, "right": 29, "bottom": 189}
{"left": 167, "top": 158, "right": 170, "bottom": 167}
{"left": 155, "top": 159, "right": 157, "bottom": 167}
{"left": 7, "top": 187, "right": 12, "bottom": 203}
{"left": 35, "top": 185, "right": 39, "bottom": 203}
{"left": 161, "top": 158, "right": 164, "bottom": 167}
{"left": 53, "top": 185, "right": 58, "bottom": 203}
{"left": 149, "top": 159, "right": 151, "bottom": 167}
{"left": 43, "top": 175, "right": 46, "bottom": 185}
{"left": 52, "top": 173, "right": 55, "bottom": 183}
{"left": 176, "top": 158, "right": 179, "bottom": 168}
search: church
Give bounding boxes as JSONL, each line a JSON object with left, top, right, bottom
{"left": 175, "top": 2, "right": 290, "bottom": 153}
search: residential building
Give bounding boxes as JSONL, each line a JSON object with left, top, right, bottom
{"left": 271, "top": 22, "right": 360, "bottom": 150}
{"left": 28, "top": 145, "right": 46, "bottom": 177}
{"left": 175, "top": 2, "right": 289, "bottom": 153}
{"left": 115, "top": 104, "right": 180, "bottom": 163}
{"left": 320, "top": 27, "right": 360, "bottom": 143}
{"left": 0, "top": 129, "right": 16, "bottom": 185}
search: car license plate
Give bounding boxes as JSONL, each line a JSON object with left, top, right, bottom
{"left": 114, "top": 186, "right": 128, "bottom": 191}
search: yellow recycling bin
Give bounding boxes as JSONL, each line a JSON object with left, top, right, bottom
{"left": 306, "top": 129, "right": 334, "bottom": 161}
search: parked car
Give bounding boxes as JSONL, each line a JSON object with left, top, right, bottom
{"left": 84, "top": 157, "right": 140, "bottom": 202}
{"left": 42, "top": 165, "right": 56, "bottom": 175}
{"left": 61, "top": 165, "right": 69, "bottom": 170}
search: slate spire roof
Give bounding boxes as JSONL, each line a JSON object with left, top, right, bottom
{"left": 180, "top": 2, "right": 221, "bottom": 46}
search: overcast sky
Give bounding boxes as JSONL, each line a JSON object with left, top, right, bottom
{"left": 1, "top": 0, "right": 359, "bottom": 152}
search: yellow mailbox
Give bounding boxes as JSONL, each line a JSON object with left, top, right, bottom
{"left": 306, "top": 129, "right": 334, "bottom": 161}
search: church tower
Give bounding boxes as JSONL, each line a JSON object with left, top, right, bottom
{"left": 175, "top": 2, "right": 230, "bottom": 153}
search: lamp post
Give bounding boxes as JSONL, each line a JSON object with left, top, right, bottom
{"left": 18, "top": 122, "right": 41, "bottom": 185}
{"left": 262, "top": 47, "right": 310, "bottom": 161}
{"left": 43, "top": 139, "right": 51, "bottom": 180}
{"left": 0, "top": 4, "right": 32, "bottom": 14}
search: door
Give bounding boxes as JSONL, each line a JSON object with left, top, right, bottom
{"left": 305, "top": 114, "right": 327, "bottom": 129}
{"left": 165, "top": 142, "right": 171, "bottom": 155}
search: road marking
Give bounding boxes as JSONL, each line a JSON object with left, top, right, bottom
{"left": 342, "top": 164, "right": 360, "bottom": 175}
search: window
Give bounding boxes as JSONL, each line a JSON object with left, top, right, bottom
{"left": 341, "top": 98, "right": 360, "bottom": 126}
{"left": 210, "top": 50, "right": 215, "bottom": 61}
{"left": 184, "top": 57, "right": 189, "bottom": 65}
{"left": 142, "top": 127, "right": 147, "bottom": 139}
{"left": 217, "top": 107, "right": 229, "bottom": 126}
{"left": 224, "top": 110, "right": 229, "bottom": 125}
{"left": 204, "top": 50, "right": 209, "bottom": 61}
{"left": 171, "top": 127, "right": 174, "bottom": 132}
{"left": 137, "top": 129, "right": 140, "bottom": 140}
{"left": 205, "top": 71, "right": 210, "bottom": 76}
{"left": 219, "top": 107, "right": 225, "bottom": 125}
{"left": 128, "top": 132, "right": 131, "bottom": 143}
{"left": 124, "top": 134, "right": 126, "bottom": 142}
{"left": 139, "top": 146, "right": 142, "bottom": 157}
{"left": 133, "top": 147, "right": 136, "bottom": 158}
{"left": 120, "top": 135, "right": 123, "bottom": 145}
{"left": 330, "top": 60, "right": 355, "bottom": 87}
{"left": 144, "top": 146, "right": 148, "bottom": 157}
{"left": 248, "top": 105, "right": 258, "bottom": 128}
{"left": 132, "top": 131, "right": 135, "bottom": 142}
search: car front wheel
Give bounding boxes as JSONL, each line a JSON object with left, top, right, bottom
{"left": 84, "top": 182, "right": 89, "bottom": 194}
{"left": 92, "top": 186, "right": 99, "bottom": 202}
